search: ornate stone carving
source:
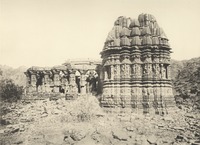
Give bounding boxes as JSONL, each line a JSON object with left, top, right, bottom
{"left": 135, "top": 64, "right": 141, "bottom": 77}
{"left": 166, "top": 65, "right": 171, "bottom": 79}
{"left": 121, "top": 64, "right": 125, "bottom": 78}
{"left": 142, "top": 64, "right": 148, "bottom": 77}
{"left": 132, "top": 64, "right": 136, "bottom": 77}
{"left": 153, "top": 54, "right": 159, "bottom": 63}
{"left": 110, "top": 65, "right": 114, "bottom": 80}
{"left": 148, "top": 87, "right": 154, "bottom": 102}
{"left": 143, "top": 54, "right": 152, "bottom": 63}
{"left": 125, "top": 64, "right": 130, "bottom": 77}
{"left": 161, "top": 64, "right": 166, "bottom": 79}
{"left": 148, "top": 64, "right": 152, "bottom": 76}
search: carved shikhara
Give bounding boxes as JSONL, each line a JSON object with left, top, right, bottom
{"left": 100, "top": 14, "right": 175, "bottom": 114}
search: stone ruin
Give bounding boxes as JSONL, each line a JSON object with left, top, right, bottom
{"left": 24, "top": 13, "right": 175, "bottom": 114}
{"left": 100, "top": 13, "right": 175, "bottom": 114}
{"left": 24, "top": 60, "right": 101, "bottom": 98}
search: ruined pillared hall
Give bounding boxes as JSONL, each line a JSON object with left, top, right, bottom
{"left": 25, "top": 13, "right": 175, "bottom": 114}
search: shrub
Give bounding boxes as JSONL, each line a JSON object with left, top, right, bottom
{"left": 0, "top": 78, "right": 23, "bottom": 102}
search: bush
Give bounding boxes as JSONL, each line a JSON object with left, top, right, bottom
{"left": 0, "top": 78, "right": 23, "bottom": 102}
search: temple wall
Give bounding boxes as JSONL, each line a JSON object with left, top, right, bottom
{"left": 101, "top": 49, "right": 175, "bottom": 114}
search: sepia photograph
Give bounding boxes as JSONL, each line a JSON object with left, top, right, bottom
{"left": 0, "top": 0, "right": 200, "bottom": 144}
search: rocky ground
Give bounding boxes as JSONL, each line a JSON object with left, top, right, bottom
{"left": 0, "top": 95, "right": 200, "bottom": 145}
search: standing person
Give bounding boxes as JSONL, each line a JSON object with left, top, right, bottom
{"left": 85, "top": 71, "right": 90, "bottom": 94}
{"left": 75, "top": 70, "right": 81, "bottom": 93}
{"left": 93, "top": 71, "right": 98, "bottom": 92}
{"left": 88, "top": 72, "right": 93, "bottom": 94}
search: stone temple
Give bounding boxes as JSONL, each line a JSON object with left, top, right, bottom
{"left": 100, "top": 13, "right": 175, "bottom": 114}
{"left": 24, "top": 13, "right": 175, "bottom": 114}
{"left": 24, "top": 59, "right": 101, "bottom": 98}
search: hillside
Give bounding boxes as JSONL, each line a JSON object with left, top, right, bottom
{"left": 171, "top": 57, "right": 200, "bottom": 109}
{"left": 0, "top": 65, "right": 27, "bottom": 87}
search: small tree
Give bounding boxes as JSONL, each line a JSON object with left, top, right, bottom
{"left": 0, "top": 69, "right": 2, "bottom": 76}
{"left": 0, "top": 78, "right": 23, "bottom": 102}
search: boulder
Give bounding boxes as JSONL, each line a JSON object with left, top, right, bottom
{"left": 191, "top": 140, "right": 200, "bottom": 145}
{"left": 41, "top": 113, "right": 48, "bottom": 118}
{"left": 163, "top": 116, "right": 174, "bottom": 122}
{"left": 20, "top": 116, "right": 34, "bottom": 123}
{"left": 0, "top": 118, "right": 11, "bottom": 125}
{"left": 175, "top": 134, "right": 187, "bottom": 142}
{"left": 112, "top": 129, "right": 129, "bottom": 141}
{"left": 63, "top": 135, "right": 74, "bottom": 144}
{"left": 70, "top": 129, "right": 87, "bottom": 141}
{"left": 173, "top": 126, "right": 185, "bottom": 131}
{"left": 147, "top": 135, "right": 158, "bottom": 144}
{"left": 126, "top": 126, "right": 135, "bottom": 132}
{"left": 0, "top": 129, "right": 5, "bottom": 134}
{"left": 52, "top": 109, "right": 62, "bottom": 115}
{"left": 185, "top": 113, "right": 196, "bottom": 119}
{"left": 4, "top": 124, "right": 23, "bottom": 134}
{"left": 91, "top": 131, "right": 111, "bottom": 144}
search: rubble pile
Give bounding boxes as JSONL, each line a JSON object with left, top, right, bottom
{"left": 0, "top": 95, "right": 200, "bottom": 145}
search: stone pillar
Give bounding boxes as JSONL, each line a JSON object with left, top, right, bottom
{"left": 53, "top": 72, "right": 60, "bottom": 93}
{"left": 80, "top": 74, "right": 87, "bottom": 95}
{"left": 69, "top": 73, "right": 77, "bottom": 94}
{"left": 30, "top": 74, "right": 37, "bottom": 92}
{"left": 31, "top": 74, "right": 37, "bottom": 86}
{"left": 43, "top": 74, "right": 50, "bottom": 93}
{"left": 24, "top": 72, "right": 31, "bottom": 93}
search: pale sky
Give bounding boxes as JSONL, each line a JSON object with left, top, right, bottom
{"left": 0, "top": 0, "right": 200, "bottom": 68}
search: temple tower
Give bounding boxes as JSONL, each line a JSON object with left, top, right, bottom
{"left": 100, "top": 13, "right": 175, "bottom": 114}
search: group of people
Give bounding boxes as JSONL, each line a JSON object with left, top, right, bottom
{"left": 75, "top": 70, "right": 99, "bottom": 94}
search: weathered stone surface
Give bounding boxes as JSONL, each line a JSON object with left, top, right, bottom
{"left": 91, "top": 131, "right": 112, "bottom": 144}
{"left": 70, "top": 129, "right": 87, "bottom": 141}
{"left": 41, "top": 113, "right": 48, "bottom": 118}
{"left": 4, "top": 124, "right": 25, "bottom": 134}
{"left": 185, "top": 113, "right": 196, "bottom": 119}
{"left": 20, "top": 116, "right": 34, "bottom": 123}
{"left": 112, "top": 129, "right": 129, "bottom": 141}
{"left": 147, "top": 135, "right": 158, "bottom": 144}
{"left": 1, "top": 94, "right": 199, "bottom": 145}
{"left": 101, "top": 14, "right": 175, "bottom": 113}
{"left": 126, "top": 126, "right": 135, "bottom": 132}
{"left": 44, "top": 133, "right": 64, "bottom": 145}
